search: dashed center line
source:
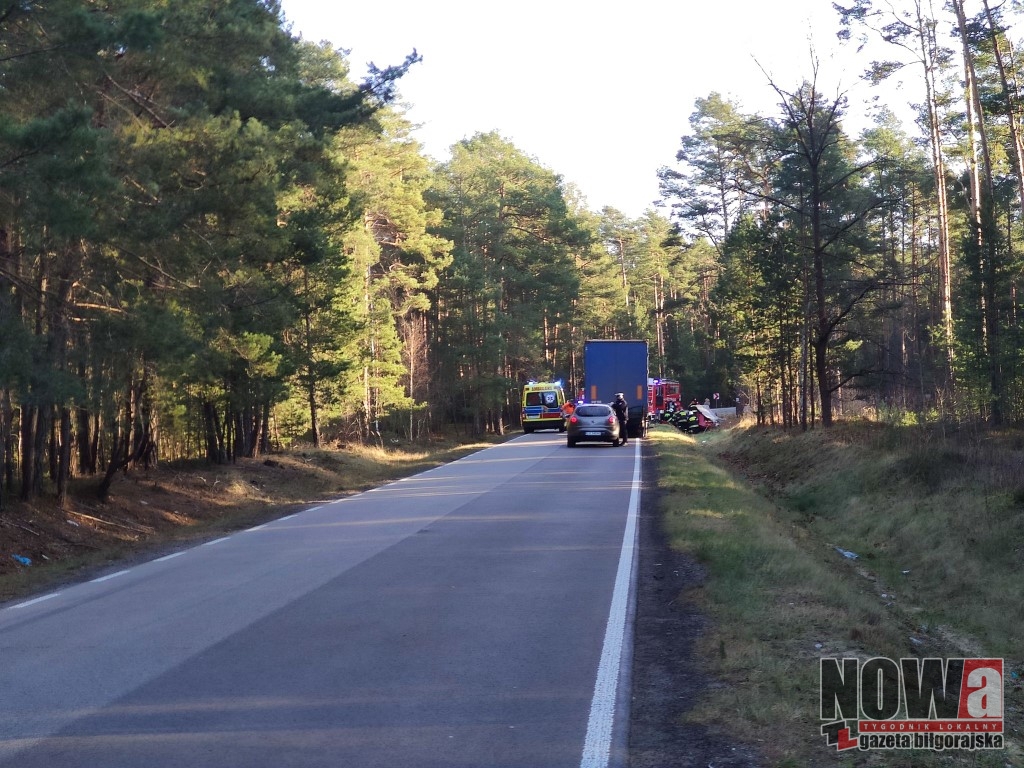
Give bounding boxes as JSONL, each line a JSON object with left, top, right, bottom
{"left": 11, "top": 593, "right": 61, "bottom": 610}
{"left": 91, "top": 570, "right": 130, "bottom": 584}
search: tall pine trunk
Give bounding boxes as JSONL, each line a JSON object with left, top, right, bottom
{"left": 952, "top": 0, "right": 1003, "bottom": 425}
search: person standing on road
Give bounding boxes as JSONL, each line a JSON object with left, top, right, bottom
{"left": 612, "top": 392, "right": 629, "bottom": 445}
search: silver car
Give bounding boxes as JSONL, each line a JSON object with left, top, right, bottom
{"left": 566, "top": 403, "right": 623, "bottom": 447}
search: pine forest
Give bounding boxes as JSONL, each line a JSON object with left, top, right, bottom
{"left": 4, "top": 0, "right": 1024, "bottom": 506}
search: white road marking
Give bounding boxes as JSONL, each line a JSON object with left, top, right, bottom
{"left": 202, "top": 537, "right": 230, "bottom": 547}
{"left": 154, "top": 552, "right": 185, "bottom": 563}
{"left": 10, "top": 593, "right": 61, "bottom": 610}
{"left": 90, "top": 570, "right": 130, "bottom": 584}
{"left": 580, "top": 439, "right": 641, "bottom": 768}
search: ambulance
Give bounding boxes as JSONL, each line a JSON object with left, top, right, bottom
{"left": 521, "top": 381, "right": 568, "bottom": 433}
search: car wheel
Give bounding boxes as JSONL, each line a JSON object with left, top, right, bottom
{"left": 567, "top": 439, "right": 576, "bottom": 447}
{"left": 612, "top": 437, "right": 621, "bottom": 446}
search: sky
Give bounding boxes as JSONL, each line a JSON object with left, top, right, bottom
{"left": 278, "top": 1, "right": 886, "bottom": 218}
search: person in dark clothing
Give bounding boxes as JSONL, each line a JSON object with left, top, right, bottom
{"left": 611, "top": 392, "right": 629, "bottom": 445}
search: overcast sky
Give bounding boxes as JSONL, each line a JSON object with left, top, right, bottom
{"left": 279, "top": 1, "right": 892, "bottom": 218}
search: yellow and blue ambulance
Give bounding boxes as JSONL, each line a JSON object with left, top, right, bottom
{"left": 521, "top": 381, "right": 567, "bottom": 433}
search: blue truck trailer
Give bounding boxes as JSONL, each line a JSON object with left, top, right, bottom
{"left": 582, "top": 340, "right": 649, "bottom": 438}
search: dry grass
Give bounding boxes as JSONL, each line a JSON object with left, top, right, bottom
{"left": 720, "top": 422, "right": 1024, "bottom": 656}
{"left": 649, "top": 422, "right": 1022, "bottom": 767}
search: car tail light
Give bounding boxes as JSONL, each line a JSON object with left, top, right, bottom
{"left": 607, "top": 416, "right": 616, "bottom": 424}
{"left": 570, "top": 415, "right": 578, "bottom": 424}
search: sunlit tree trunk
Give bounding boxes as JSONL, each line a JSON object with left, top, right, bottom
{"left": 951, "top": 0, "right": 1002, "bottom": 425}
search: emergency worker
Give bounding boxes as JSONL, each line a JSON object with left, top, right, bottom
{"left": 662, "top": 400, "right": 677, "bottom": 423}
{"left": 611, "top": 392, "right": 629, "bottom": 445}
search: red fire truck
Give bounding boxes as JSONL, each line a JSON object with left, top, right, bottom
{"left": 648, "top": 378, "right": 682, "bottom": 420}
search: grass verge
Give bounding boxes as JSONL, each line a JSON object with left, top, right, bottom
{"left": 647, "top": 422, "right": 1021, "bottom": 767}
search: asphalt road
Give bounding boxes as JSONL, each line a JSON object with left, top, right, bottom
{"left": 0, "top": 433, "right": 641, "bottom": 768}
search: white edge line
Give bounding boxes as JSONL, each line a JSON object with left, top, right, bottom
{"left": 154, "top": 552, "right": 185, "bottom": 563}
{"left": 580, "top": 439, "right": 641, "bottom": 768}
{"left": 202, "top": 537, "right": 230, "bottom": 547}
{"left": 279, "top": 514, "right": 297, "bottom": 521}
{"left": 246, "top": 523, "right": 268, "bottom": 532}
{"left": 11, "top": 592, "right": 61, "bottom": 610}
{"left": 90, "top": 569, "right": 130, "bottom": 584}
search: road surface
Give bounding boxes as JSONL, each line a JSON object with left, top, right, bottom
{"left": 0, "top": 433, "right": 641, "bottom": 768}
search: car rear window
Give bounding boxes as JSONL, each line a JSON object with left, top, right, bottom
{"left": 576, "top": 405, "right": 611, "bottom": 417}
